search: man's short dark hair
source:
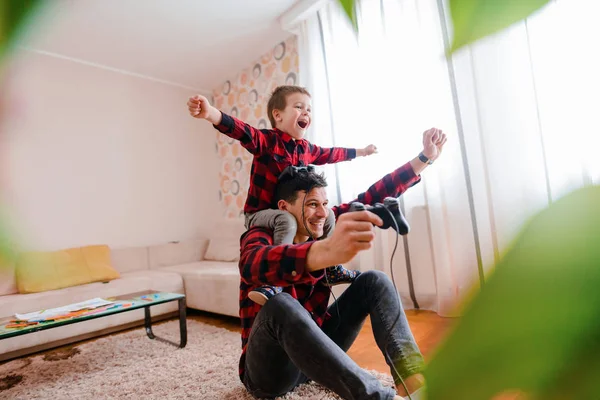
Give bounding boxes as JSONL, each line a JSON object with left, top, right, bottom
{"left": 275, "top": 168, "right": 327, "bottom": 204}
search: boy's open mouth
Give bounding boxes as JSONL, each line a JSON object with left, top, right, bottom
{"left": 297, "top": 120, "right": 308, "bottom": 129}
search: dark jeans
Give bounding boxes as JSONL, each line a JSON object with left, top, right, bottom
{"left": 242, "top": 270, "right": 425, "bottom": 399}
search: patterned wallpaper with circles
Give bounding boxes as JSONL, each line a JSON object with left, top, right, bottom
{"left": 212, "top": 35, "right": 299, "bottom": 219}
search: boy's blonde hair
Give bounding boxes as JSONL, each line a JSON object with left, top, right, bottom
{"left": 267, "top": 86, "right": 311, "bottom": 128}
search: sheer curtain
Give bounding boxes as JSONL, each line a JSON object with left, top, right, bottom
{"left": 295, "top": 0, "right": 600, "bottom": 316}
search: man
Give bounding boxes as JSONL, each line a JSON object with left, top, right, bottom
{"left": 238, "top": 128, "right": 447, "bottom": 400}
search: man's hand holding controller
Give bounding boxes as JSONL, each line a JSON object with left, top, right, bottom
{"left": 306, "top": 210, "right": 382, "bottom": 272}
{"left": 306, "top": 198, "right": 409, "bottom": 272}
{"left": 348, "top": 198, "right": 410, "bottom": 235}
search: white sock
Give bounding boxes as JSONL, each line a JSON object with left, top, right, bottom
{"left": 404, "top": 387, "right": 425, "bottom": 400}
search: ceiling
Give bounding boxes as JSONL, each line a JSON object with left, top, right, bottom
{"left": 18, "top": 0, "right": 301, "bottom": 94}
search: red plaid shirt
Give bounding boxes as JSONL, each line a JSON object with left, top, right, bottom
{"left": 214, "top": 113, "right": 357, "bottom": 214}
{"left": 237, "top": 161, "right": 421, "bottom": 380}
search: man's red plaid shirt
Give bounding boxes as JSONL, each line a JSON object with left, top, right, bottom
{"left": 236, "top": 161, "right": 421, "bottom": 380}
{"left": 214, "top": 113, "right": 357, "bottom": 214}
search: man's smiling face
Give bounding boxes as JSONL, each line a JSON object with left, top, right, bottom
{"left": 281, "top": 186, "right": 329, "bottom": 242}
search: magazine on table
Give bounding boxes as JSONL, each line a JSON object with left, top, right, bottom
{"left": 15, "top": 298, "right": 114, "bottom": 322}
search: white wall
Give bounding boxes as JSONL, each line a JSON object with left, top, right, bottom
{"left": 1, "top": 50, "right": 220, "bottom": 251}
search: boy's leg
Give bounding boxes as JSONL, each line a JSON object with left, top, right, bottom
{"left": 243, "top": 292, "right": 397, "bottom": 400}
{"left": 248, "top": 285, "right": 282, "bottom": 306}
{"left": 245, "top": 209, "right": 297, "bottom": 245}
{"left": 245, "top": 210, "right": 297, "bottom": 305}
{"left": 321, "top": 270, "right": 425, "bottom": 394}
{"left": 323, "top": 264, "right": 361, "bottom": 285}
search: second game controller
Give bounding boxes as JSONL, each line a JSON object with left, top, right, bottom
{"left": 349, "top": 197, "right": 410, "bottom": 235}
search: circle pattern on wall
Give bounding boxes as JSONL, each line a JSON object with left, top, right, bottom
{"left": 285, "top": 72, "right": 297, "bottom": 86}
{"left": 222, "top": 80, "right": 231, "bottom": 95}
{"left": 249, "top": 89, "right": 259, "bottom": 105}
{"left": 231, "top": 180, "right": 240, "bottom": 195}
{"left": 213, "top": 36, "right": 299, "bottom": 218}
{"left": 253, "top": 64, "right": 262, "bottom": 79}
{"left": 274, "top": 42, "right": 286, "bottom": 60}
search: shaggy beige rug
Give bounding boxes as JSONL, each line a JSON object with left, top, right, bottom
{"left": 0, "top": 319, "right": 394, "bottom": 399}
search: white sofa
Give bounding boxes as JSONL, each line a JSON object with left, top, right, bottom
{"left": 0, "top": 222, "right": 245, "bottom": 361}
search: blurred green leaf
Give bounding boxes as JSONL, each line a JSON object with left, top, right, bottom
{"left": 336, "top": 0, "right": 551, "bottom": 53}
{"left": 0, "top": 215, "right": 18, "bottom": 271}
{"left": 337, "top": 0, "right": 358, "bottom": 33}
{"left": 425, "top": 186, "right": 600, "bottom": 400}
{"left": 1, "top": 0, "right": 43, "bottom": 59}
{"left": 1, "top": 1, "right": 42, "bottom": 265}
{"left": 449, "top": 0, "right": 551, "bottom": 53}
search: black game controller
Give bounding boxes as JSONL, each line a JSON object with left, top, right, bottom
{"left": 349, "top": 197, "right": 410, "bottom": 235}
{"left": 278, "top": 165, "right": 315, "bottom": 181}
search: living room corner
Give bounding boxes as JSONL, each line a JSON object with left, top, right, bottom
{"left": 0, "top": 0, "right": 284, "bottom": 393}
{"left": 4, "top": 0, "right": 598, "bottom": 398}
{"left": 4, "top": 1, "right": 404, "bottom": 398}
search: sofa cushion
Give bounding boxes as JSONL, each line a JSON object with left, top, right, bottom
{"left": 110, "top": 246, "right": 149, "bottom": 273}
{"left": 117, "top": 270, "right": 184, "bottom": 294}
{"left": 160, "top": 260, "right": 239, "bottom": 275}
{"left": 16, "top": 245, "right": 120, "bottom": 294}
{"left": 181, "top": 264, "right": 240, "bottom": 318}
{"left": 203, "top": 238, "right": 240, "bottom": 262}
{"left": 148, "top": 239, "right": 207, "bottom": 269}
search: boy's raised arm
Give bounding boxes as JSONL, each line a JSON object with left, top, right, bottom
{"left": 187, "top": 94, "right": 271, "bottom": 155}
{"left": 308, "top": 143, "right": 378, "bottom": 165}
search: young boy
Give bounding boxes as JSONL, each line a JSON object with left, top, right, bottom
{"left": 187, "top": 86, "right": 377, "bottom": 305}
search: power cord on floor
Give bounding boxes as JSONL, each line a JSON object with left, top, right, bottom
{"left": 381, "top": 207, "right": 412, "bottom": 400}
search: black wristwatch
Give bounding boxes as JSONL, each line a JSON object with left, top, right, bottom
{"left": 418, "top": 152, "right": 434, "bottom": 165}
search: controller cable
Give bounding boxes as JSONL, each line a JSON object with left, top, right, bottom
{"left": 381, "top": 206, "right": 413, "bottom": 399}
{"left": 300, "top": 187, "right": 412, "bottom": 400}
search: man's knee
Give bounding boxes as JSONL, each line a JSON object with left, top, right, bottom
{"left": 356, "top": 269, "right": 390, "bottom": 286}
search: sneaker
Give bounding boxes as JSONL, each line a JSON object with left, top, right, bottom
{"left": 323, "top": 265, "right": 361, "bottom": 286}
{"left": 248, "top": 285, "right": 283, "bottom": 305}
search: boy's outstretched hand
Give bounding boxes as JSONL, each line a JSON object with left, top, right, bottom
{"left": 187, "top": 95, "right": 222, "bottom": 124}
{"left": 187, "top": 95, "right": 210, "bottom": 118}
{"left": 358, "top": 144, "right": 378, "bottom": 157}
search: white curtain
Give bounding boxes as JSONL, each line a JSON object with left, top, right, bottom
{"left": 295, "top": 0, "right": 600, "bottom": 316}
